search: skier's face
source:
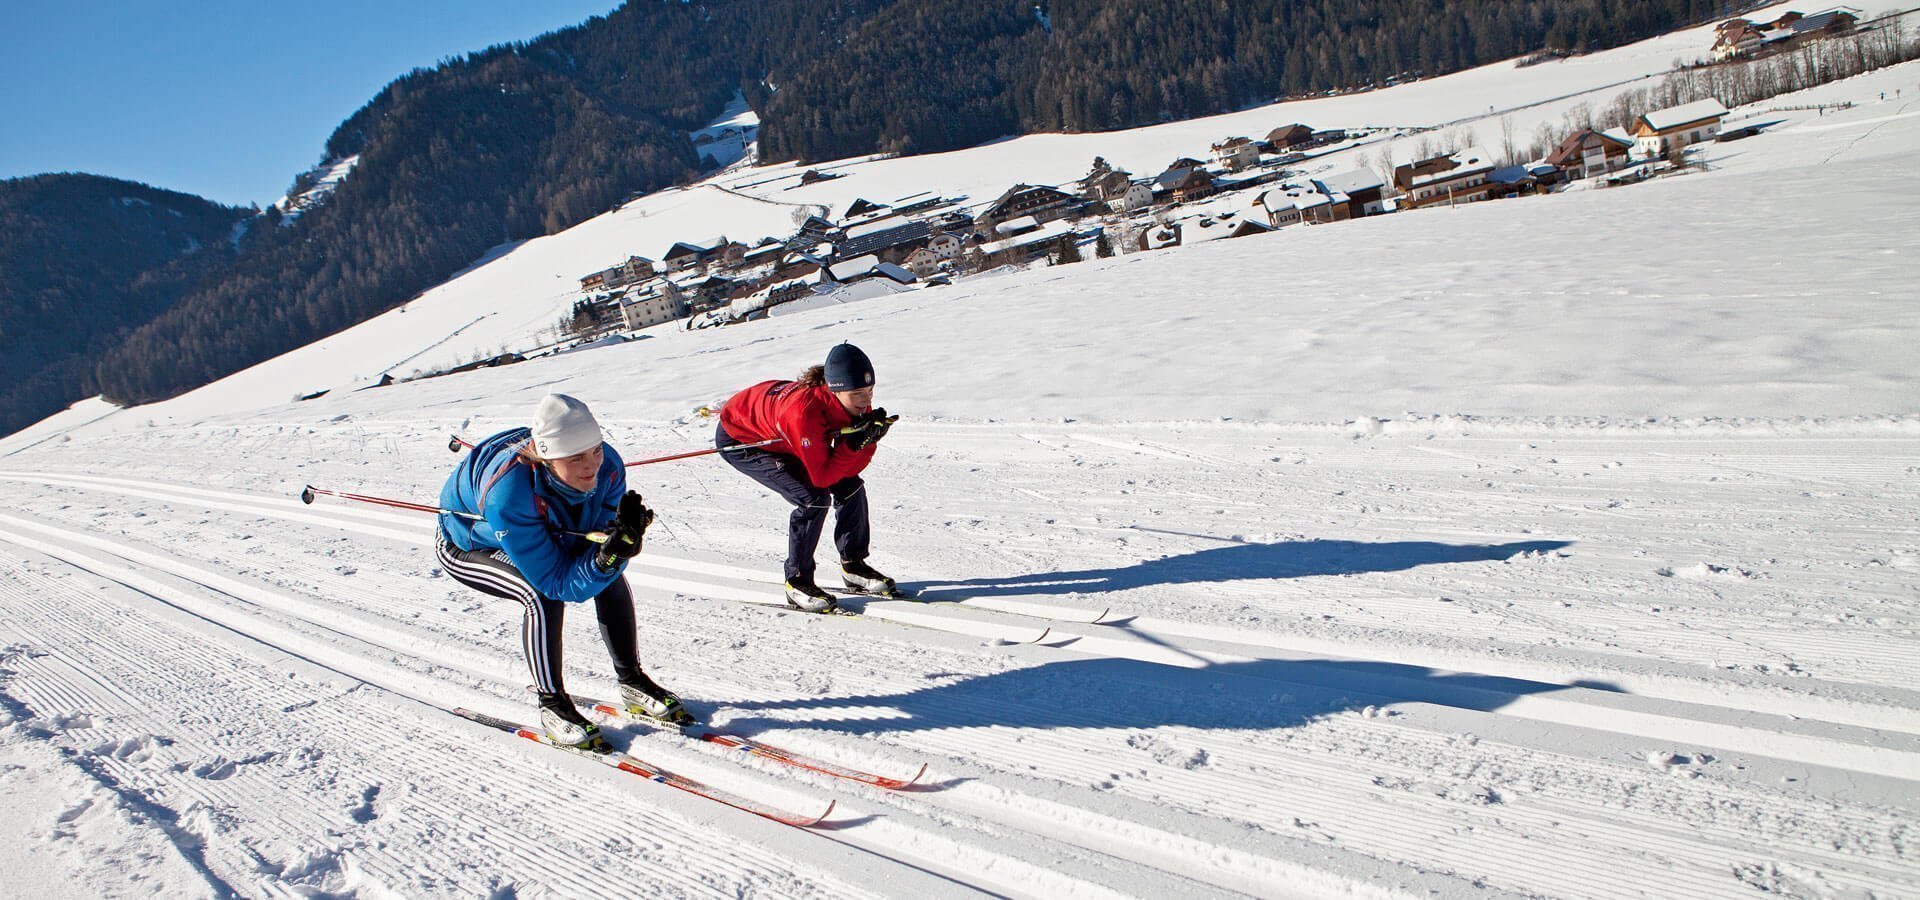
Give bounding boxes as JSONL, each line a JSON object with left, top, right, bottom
{"left": 834, "top": 387, "right": 874, "bottom": 416}
{"left": 546, "top": 445, "right": 602, "bottom": 492}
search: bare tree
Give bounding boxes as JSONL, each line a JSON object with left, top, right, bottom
{"left": 1373, "top": 142, "right": 1399, "bottom": 193}
{"left": 1498, "top": 115, "right": 1519, "bottom": 164}
{"left": 1528, "top": 122, "right": 1559, "bottom": 163}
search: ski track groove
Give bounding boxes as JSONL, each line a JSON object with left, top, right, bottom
{"left": 0, "top": 510, "right": 1255, "bottom": 899}
{"left": 14, "top": 471, "right": 1920, "bottom": 774}
{"left": 0, "top": 564, "right": 712, "bottom": 899}
{"left": 616, "top": 601, "right": 1914, "bottom": 898}
{"left": 0, "top": 532, "right": 916, "bottom": 899}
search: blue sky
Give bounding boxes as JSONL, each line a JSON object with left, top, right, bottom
{"left": 1, "top": 1, "right": 622, "bottom": 208}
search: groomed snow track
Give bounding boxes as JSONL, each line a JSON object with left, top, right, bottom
{"left": 1, "top": 417, "right": 1915, "bottom": 898}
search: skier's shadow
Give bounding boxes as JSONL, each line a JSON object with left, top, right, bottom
{"left": 908, "top": 538, "right": 1572, "bottom": 600}
{"left": 714, "top": 655, "right": 1613, "bottom": 743}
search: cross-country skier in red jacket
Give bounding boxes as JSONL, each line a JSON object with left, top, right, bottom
{"left": 717, "top": 343, "right": 898, "bottom": 612}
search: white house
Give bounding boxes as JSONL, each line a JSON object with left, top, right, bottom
{"left": 1110, "top": 183, "right": 1154, "bottom": 212}
{"left": 1630, "top": 98, "right": 1730, "bottom": 158}
{"left": 618, "top": 288, "right": 688, "bottom": 332}
{"left": 1211, "top": 137, "right": 1260, "bottom": 172}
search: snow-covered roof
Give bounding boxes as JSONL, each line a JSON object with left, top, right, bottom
{"left": 1155, "top": 167, "right": 1207, "bottom": 190}
{"left": 828, "top": 254, "right": 881, "bottom": 281}
{"left": 976, "top": 221, "right": 1072, "bottom": 254}
{"left": 995, "top": 215, "right": 1039, "bottom": 234}
{"left": 843, "top": 215, "right": 906, "bottom": 239}
{"left": 1789, "top": 8, "right": 1859, "bottom": 33}
{"left": 1640, "top": 98, "right": 1730, "bottom": 132}
{"left": 873, "top": 262, "right": 917, "bottom": 284}
{"left": 665, "top": 235, "right": 729, "bottom": 257}
{"left": 1315, "top": 167, "right": 1385, "bottom": 196}
{"left": 1407, "top": 147, "right": 1495, "bottom": 189}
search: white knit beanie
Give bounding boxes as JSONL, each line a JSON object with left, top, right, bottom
{"left": 529, "top": 394, "right": 602, "bottom": 459}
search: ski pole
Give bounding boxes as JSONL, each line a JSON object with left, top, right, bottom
{"left": 299, "top": 484, "right": 611, "bottom": 543}
{"left": 447, "top": 433, "right": 787, "bottom": 466}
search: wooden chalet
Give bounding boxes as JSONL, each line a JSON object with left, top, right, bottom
{"left": 1545, "top": 128, "right": 1634, "bottom": 180}
{"left": 1082, "top": 168, "right": 1136, "bottom": 204}
{"left": 1154, "top": 167, "right": 1218, "bottom": 204}
{"left": 662, "top": 237, "right": 732, "bottom": 273}
{"left": 1312, "top": 168, "right": 1387, "bottom": 219}
{"left": 834, "top": 219, "right": 939, "bottom": 265}
{"left": 1392, "top": 147, "right": 1498, "bottom": 209}
{"left": 578, "top": 256, "right": 655, "bottom": 293}
{"left": 842, "top": 198, "right": 889, "bottom": 219}
{"left": 1263, "top": 124, "right": 1314, "bottom": 151}
{"left": 1713, "top": 7, "right": 1860, "bottom": 60}
{"left": 976, "top": 184, "right": 1079, "bottom": 231}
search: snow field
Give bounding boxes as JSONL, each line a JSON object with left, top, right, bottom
{"left": 2, "top": 396, "right": 1917, "bottom": 896}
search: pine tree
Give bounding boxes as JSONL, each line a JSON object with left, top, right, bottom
{"left": 1053, "top": 235, "right": 1083, "bottom": 265}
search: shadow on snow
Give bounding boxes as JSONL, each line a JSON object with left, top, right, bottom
{"left": 908, "top": 538, "right": 1573, "bottom": 600}
{"left": 715, "top": 653, "right": 1612, "bottom": 740}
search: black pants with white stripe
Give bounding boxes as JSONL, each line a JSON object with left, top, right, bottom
{"left": 717, "top": 421, "right": 870, "bottom": 583}
{"left": 436, "top": 533, "right": 641, "bottom": 699}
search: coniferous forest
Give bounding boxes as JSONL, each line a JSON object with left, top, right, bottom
{"left": 3, "top": 0, "right": 1741, "bottom": 435}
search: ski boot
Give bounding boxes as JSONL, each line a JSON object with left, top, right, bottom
{"left": 784, "top": 577, "right": 838, "bottom": 613}
{"left": 841, "top": 560, "right": 906, "bottom": 598}
{"left": 537, "top": 695, "right": 609, "bottom": 752}
{"left": 618, "top": 670, "right": 693, "bottom": 725}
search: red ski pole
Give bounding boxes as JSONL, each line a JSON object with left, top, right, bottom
{"left": 299, "top": 484, "right": 611, "bottom": 543}
{"left": 446, "top": 433, "right": 784, "bottom": 466}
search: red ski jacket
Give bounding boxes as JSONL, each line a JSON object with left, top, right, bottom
{"left": 720, "top": 380, "right": 876, "bottom": 488}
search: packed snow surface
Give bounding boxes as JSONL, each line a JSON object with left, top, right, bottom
{"left": 2, "top": 28, "right": 1919, "bottom": 900}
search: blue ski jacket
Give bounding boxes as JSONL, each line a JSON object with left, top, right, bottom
{"left": 438, "top": 427, "right": 628, "bottom": 603}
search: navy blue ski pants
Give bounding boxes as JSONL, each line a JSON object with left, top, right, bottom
{"left": 717, "top": 421, "right": 869, "bottom": 583}
{"left": 436, "top": 533, "right": 641, "bottom": 699}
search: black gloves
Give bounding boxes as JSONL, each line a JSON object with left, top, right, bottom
{"left": 594, "top": 491, "right": 653, "bottom": 571}
{"left": 842, "top": 409, "right": 897, "bottom": 451}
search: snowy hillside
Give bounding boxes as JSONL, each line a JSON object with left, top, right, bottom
{"left": 3, "top": 17, "right": 1919, "bottom": 900}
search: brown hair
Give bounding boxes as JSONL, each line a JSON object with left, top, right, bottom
{"left": 798, "top": 364, "right": 827, "bottom": 387}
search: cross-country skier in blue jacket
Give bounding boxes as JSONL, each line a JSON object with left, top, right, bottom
{"left": 438, "top": 394, "right": 686, "bottom": 750}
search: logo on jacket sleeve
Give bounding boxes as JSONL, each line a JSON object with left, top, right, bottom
{"left": 800, "top": 437, "right": 812, "bottom": 448}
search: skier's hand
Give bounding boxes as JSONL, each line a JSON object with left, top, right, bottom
{"left": 595, "top": 492, "right": 650, "bottom": 571}
{"left": 617, "top": 491, "right": 654, "bottom": 537}
{"left": 843, "top": 409, "right": 895, "bottom": 451}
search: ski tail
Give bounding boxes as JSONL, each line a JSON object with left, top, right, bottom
{"left": 577, "top": 695, "right": 927, "bottom": 790}
{"left": 453, "top": 707, "right": 835, "bottom": 826}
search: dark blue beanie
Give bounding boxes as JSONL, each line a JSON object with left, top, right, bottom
{"left": 824, "top": 343, "right": 874, "bottom": 390}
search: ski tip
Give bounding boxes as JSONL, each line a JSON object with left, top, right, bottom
{"left": 896, "top": 762, "right": 931, "bottom": 789}
{"left": 1087, "top": 607, "right": 1112, "bottom": 625}
{"left": 299, "top": 485, "right": 317, "bottom": 505}
{"left": 1024, "top": 627, "right": 1053, "bottom": 645}
{"left": 798, "top": 798, "right": 837, "bottom": 828}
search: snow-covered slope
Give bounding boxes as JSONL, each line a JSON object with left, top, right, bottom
{"left": 2, "top": 29, "right": 1918, "bottom": 900}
